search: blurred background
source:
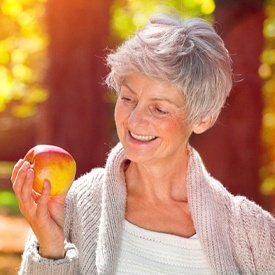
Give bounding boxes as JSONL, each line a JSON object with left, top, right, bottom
{"left": 0, "top": 0, "right": 275, "bottom": 273}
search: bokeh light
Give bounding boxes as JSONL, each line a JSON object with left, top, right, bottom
{"left": 260, "top": 0, "right": 275, "bottom": 196}
{"left": 0, "top": 0, "right": 48, "bottom": 118}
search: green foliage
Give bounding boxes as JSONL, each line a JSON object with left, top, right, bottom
{"left": 0, "top": 162, "right": 19, "bottom": 215}
{"left": 111, "top": 0, "right": 215, "bottom": 40}
{"left": 260, "top": 0, "right": 275, "bottom": 196}
{"left": 0, "top": 0, "right": 48, "bottom": 117}
{"left": 0, "top": 190, "right": 20, "bottom": 215}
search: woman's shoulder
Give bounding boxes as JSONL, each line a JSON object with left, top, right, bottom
{"left": 229, "top": 194, "right": 275, "bottom": 224}
{"left": 208, "top": 177, "right": 274, "bottom": 222}
{"left": 199, "top": 171, "right": 274, "bottom": 225}
{"left": 65, "top": 143, "right": 125, "bottom": 202}
{"left": 64, "top": 167, "right": 106, "bottom": 222}
{"left": 68, "top": 167, "right": 106, "bottom": 200}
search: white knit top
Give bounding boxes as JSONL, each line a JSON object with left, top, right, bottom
{"left": 116, "top": 220, "right": 211, "bottom": 274}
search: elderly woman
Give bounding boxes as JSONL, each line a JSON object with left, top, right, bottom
{"left": 12, "top": 12, "right": 275, "bottom": 274}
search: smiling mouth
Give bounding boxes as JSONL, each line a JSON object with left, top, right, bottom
{"left": 130, "top": 131, "right": 157, "bottom": 142}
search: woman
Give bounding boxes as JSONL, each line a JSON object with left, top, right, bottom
{"left": 12, "top": 12, "right": 275, "bottom": 274}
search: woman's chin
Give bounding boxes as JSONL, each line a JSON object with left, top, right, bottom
{"left": 123, "top": 146, "right": 155, "bottom": 164}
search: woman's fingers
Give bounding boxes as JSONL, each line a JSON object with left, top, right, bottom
{"left": 14, "top": 167, "right": 38, "bottom": 223}
{"left": 36, "top": 180, "right": 51, "bottom": 218}
{"left": 12, "top": 161, "right": 45, "bottom": 224}
{"left": 19, "top": 169, "right": 36, "bottom": 210}
{"left": 12, "top": 161, "right": 30, "bottom": 195}
{"left": 11, "top": 159, "right": 24, "bottom": 183}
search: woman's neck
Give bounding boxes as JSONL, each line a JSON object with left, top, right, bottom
{"left": 125, "top": 150, "right": 189, "bottom": 203}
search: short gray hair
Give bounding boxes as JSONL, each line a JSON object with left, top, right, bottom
{"left": 105, "top": 12, "right": 233, "bottom": 125}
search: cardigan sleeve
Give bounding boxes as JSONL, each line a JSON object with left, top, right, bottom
{"left": 18, "top": 230, "right": 79, "bottom": 275}
{"left": 237, "top": 197, "right": 275, "bottom": 273}
{"left": 18, "top": 168, "right": 105, "bottom": 274}
{"left": 18, "top": 177, "right": 82, "bottom": 274}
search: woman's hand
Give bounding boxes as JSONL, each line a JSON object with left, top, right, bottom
{"left": 11, "top": 159, "right": 67, "bottom": 259}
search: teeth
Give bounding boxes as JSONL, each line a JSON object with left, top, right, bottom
{"left": 130, "top": 132, "right": 156, "bottom": 141}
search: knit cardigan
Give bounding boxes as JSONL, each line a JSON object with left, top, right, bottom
{"left": 19, "top": 142, "right": 275, "bottom": 275}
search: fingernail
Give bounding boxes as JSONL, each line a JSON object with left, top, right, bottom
{"left": 22, "top": 162, "right": 28, "bottom": 171}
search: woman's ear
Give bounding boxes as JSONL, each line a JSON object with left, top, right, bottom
{"left": 192, "top": 115, "right": 216, "bottom": 134}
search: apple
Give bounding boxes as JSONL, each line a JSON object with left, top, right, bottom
{"left": 24, "top": 145, "right": 76, "bottom": 196}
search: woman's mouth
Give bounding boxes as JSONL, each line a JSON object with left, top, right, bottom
{"left": 130, "top": 131, "right": 157, "bottom": 142}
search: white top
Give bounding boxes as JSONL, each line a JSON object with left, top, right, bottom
{"left": 116, "top": 220, "right": 211, "bottom": 274}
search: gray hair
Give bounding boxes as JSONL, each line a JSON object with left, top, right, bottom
{"left": 105, "top": 12, "right": 233, "bottom": 125}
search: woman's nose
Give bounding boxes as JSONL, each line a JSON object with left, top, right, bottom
{"left": 128, "top": 104, "right": 149, "bottom": 128}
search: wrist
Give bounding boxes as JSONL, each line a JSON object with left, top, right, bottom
{"left": 38, "top": 242, "right": 65, "bottom": 259}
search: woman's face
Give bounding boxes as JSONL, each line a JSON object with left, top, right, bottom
{"left": 115, "top": 73, "right": 193, "bottom": 165}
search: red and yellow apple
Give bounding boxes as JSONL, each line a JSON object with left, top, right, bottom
{"left": 24, "top": 145, "right": 77, "bottom": 196}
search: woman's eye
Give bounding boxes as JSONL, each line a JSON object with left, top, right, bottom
{"left": 120, "top": 96, "right": 133, "bottom": 102}
{"left": 155, "top": 107, "right": 168, "bottom": 115}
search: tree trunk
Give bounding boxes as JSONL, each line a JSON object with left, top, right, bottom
{"left": 190, "top": 0, "right": 265, "bottom": 205}
{"left": 38, "top": 0, "right": 114, "bottom": 177}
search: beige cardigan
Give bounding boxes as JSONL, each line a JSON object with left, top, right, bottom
{"left": 19, "top": 143, "right": 275, "bottom": 274}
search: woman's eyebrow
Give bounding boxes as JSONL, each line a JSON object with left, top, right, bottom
{"left": 120, "top": 83, "right": 136, "bottom": 94}
{"left": 150, "top": 97, "right": 183, "bottom": 108}
{"left": 150, "top": 97, "right": 174, "bottom": 104}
